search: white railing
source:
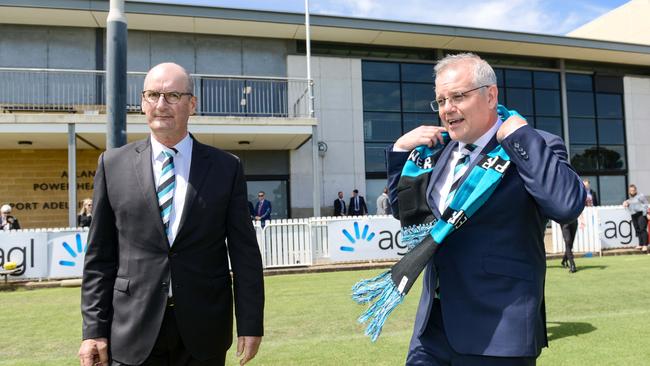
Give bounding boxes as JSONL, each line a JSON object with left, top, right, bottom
{"left": 0, "top": 67, "right": 312, "bottom": 118}
{"left": 551, "top": 206, "right": 602, "bottom": 256}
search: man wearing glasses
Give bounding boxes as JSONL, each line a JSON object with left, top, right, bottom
{"left": 79, "top": 63, "right": 264, "bottom": 366}
{"left": 386, "top": 53, "right": 584, "bottom": 365}
{"left": 253, "top": 191, "right": 272, "bottom": 226}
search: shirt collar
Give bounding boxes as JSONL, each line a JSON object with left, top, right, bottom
{"left": 457, "top": 117, "right": 503, "bottom": 153}
{"left": 151, "top": 133, "right": 192, "bottom": 160}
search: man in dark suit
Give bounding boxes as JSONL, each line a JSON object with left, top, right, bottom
{"left": 583, "top": 179, "right": 598, "bottom": 206}
{"left": 79, "top": 63, "right": 264, "bottom": 366}
{"left": 387, "top": 53, "right": 584, "bottom": 365}
{"left": 333, "top": 191, "right": 347, "bottom": 216}
{"left": 348, "top": 189, "right": 368, "bottom": 216}
{"left": 253, "top": 191, "right": 272, "bottom": 226}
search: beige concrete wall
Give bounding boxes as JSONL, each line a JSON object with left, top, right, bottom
{"left": 567, "top": 0, "right": 650, "bottom": 45}
{"left": 0, "top": 149, "right": 101, "bottom": 228}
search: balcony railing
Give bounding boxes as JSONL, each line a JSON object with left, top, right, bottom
{"left": 0, "top": 68, "right": 312, "bottom": 118}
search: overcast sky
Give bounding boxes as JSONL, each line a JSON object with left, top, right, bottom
{"left": 138, "top": 0, "right": 628, "bottom": 35}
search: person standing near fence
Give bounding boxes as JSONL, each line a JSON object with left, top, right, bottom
{"left": 0, "top": 204, "right": 20, "bottom": 230}
{"left": 79, "top": 63, "right": 264, "bottom": 366}
{"left": 560, "top": 180, "right": 595, "bottom": 273}
{"left": 623, "top": 184, "right": 649, "bottom": 252}
{"left": 376, "top": 187, "right": 391, "bottom": 215}
{"left": 254, "top": 191, "right": 272, "bottom": 227}
{"left": 349, "top": 189, "right": 368, "bottom": 216}
{"left": 333, "top": 191, "right": 347, "bottom": 216}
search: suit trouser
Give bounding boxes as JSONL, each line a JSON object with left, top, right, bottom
{"left": 112, "top": 303, "right": 226, "bottom": 366}
{"left": 561, "top": 220, "right": 578, "bottom": 262}
{"left": 631, "top": 212, "right": 649, "bottom": 246}
{"left": 406, "top": 299, "right": 536, "bottom": 366}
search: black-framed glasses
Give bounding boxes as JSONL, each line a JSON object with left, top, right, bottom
{"left": 430, "top": 85, "right": 488, "bottom": 112}
{"left": 142, "top": 90, "right": 193, "bottom": 104}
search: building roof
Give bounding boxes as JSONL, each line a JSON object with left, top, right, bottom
{"left": 567, "top": 0, "right": 650, "bottom": 46}
{"left": 1, "top": 0, "right": 650, "bottom": 65}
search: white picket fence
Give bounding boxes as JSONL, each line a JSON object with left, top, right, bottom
{"left": 550, "top": 206, "right": 602, "bottom": 256}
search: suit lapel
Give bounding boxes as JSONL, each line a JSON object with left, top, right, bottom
{"left": 175, "top": 136, "right": 211, "bottom": 241}
{"left": 133, "top": 138, "right": 168, "bottom": 248}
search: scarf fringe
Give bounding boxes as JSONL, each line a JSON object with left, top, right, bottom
{"left": 400, "top": 222, "right": 435, "bottom": 251}
{"left": 351, "top": 270, "right": 404, "bottom": 342}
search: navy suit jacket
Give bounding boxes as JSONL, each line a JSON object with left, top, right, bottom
{"left": 387, "top": 125, "right": 585, "bottom": 357}
{"left": 254, "top": 200, "right": 272, "bottom": 221}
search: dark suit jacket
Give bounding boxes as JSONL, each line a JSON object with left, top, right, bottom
{"left": 387, "top": 125, "right": 584, "bottom": 357}
{"left": 587, "top": 188, "right": 599, "bottom": 206}
{"left": 333, "top": 198, "right": 346, "bottom": 216}
{"left": 254, "top": 200, "right": 272, "bottom": 221}
{"left": 348, "top": 196, "right": 368, "bottom": 216}
{"left": 81, "top": 137, "right": 264, "bottom": 364}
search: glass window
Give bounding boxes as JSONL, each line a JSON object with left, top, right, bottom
{"left": 599, "top": 175, "right": 626, "bottom": 205}
{"left": 566, "top": 73, "right": 593, "bottom": 91}
{"left": 363, "top": 81, "right": 401, "bottom": 111}
{"left": 402, "top": 83, "right": 434, "bottom": 112}
{"left": 506, "top": 88, "right": 534, "bottom": 115}
{"left": 536, "top": 117, "right": 563, "bottom": 138}
{"left": 401, "top": 63, "right": 434, "bottom": 83}
{"left": 403, "top": 113, "right": 439, "bottom": 133}
{"left": 570, "top": 144, "right": 599, "bottom": 171}
{"left": 596, "top": 93, "right": 623, "bottom": 118}
{"left": 569, "top": 118, "right": 596, "bottom": 144}
{"left": 567, "top": 91, "right": 595, "bottom": 117}
{"left": 246, "top": 180, "right": 288, "bottom": 220}
{"left": 494, "top": 68, "right": 504, "bottom": 87}
{"left": 533, "top": 71, "right": 560, "bottom": 89}
{"left": 363, "top": 112, "right": 402, "bottom": 142}
{"left": 599, "top": 145, "right": 626, "bottom": 170}
{"left": 597, "top": 119, "right": 625, "bottom": 145}
{"left": 362, "top": 61, "right": 400, "bottom": 81}
{"left": 497, "top": 87, "right": 505, "bottom": 105}
{"left": 365, "top": 143, "right": 391, "bottom": 173}
{"left": 534, "top": 90, "right": 561, "bottom": 116}
{"left": 505, "top": 69, "right": 532, "bottom": 88}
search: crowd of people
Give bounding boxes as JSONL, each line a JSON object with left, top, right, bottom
{"left": 331, "top": 187, "right": 392, "bottom": 216}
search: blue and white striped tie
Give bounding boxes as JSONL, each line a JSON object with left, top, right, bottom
{"left": 445, "top": 144, "right": 477, "bottom": 208}
{"left": 157, "top": 148, "right": 177, "bottom": 239}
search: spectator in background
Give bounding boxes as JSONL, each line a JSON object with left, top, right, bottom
{"left": 0, "top": 204, "right": 20, "bottom": 230}
{"left": 254, "top": 191, "right": 272, "bottom": 225}
{"left": 333, "top": 191, "right": 347, "bottom": 216}
{"left": 348, "top": 189, "right": 368, "bottom": 216}
{"left": 77, "top": 198, "right": 93, "bottom": 228}
{"left": 623, "top": 184, "right": 649, "bottom": 252}
{"left": 376, "top": 187, "right": 391, "bottom": 215}
{"left": 583, "top": 179, "right": 598, "bottom": 206}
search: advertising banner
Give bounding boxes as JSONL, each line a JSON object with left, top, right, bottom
{"left": 48, "top": 231, "right": 89, "bottom": 278}
{"left": 328, "top": 216, "right": 404, "bottom": 261}
{"left": 599, "top": 207, "right": 642, "bottom": 249}
{"left": 0, "top": 231, "right": 48, "bottom": 279}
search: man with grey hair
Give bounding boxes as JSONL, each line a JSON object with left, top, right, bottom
{"left": 386, "top": 53, "right": 584, "bottom": 364}
{"left": 0, "top": 204, "right": 20, "bottom": 230}
{"left": 79, "top": 62, "right": 264, "bottom": 366}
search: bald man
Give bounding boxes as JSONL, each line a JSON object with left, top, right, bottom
{"left": 79, "top": 63, "right": 264, "bottom": 366}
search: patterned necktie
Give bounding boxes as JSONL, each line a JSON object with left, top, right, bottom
{"left": 157, "top": 148, "right": 177, "bottom": 237}
{"left": 445, "top": 144, "right": 477, "bottom": 208}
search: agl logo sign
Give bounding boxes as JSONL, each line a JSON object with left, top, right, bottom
{"left": 328, "top": 217, "right": 405, "bottom": 261}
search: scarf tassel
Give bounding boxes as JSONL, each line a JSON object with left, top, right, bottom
{"left": 351, "top": 270, "right": 404, "bottom": 342}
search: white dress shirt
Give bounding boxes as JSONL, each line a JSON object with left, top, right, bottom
{"left": 151, "top": 133, "right": 193, "bottom": 246}
{"left": 433, "top": 118, "right": 503, "bottom": 214}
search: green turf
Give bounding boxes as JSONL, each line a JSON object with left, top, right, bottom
{"left": 1, "top": 255, "right": 649, "bottom": 365}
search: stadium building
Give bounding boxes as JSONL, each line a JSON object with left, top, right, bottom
{"left": 0, "top": 0, "right": 649, "bottom": 227}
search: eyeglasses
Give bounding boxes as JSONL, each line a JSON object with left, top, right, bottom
{"left": 258, "top": 195, "right": 265, "bottom": 198}
{"left": 142, "top": 90, "right": 193, "bottom": 104}
{"left": 430, "top": 85, "right": 488, "bottom": 112}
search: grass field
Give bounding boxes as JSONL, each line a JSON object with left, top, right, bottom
{"left": 1, "top": 255, "right": 649, "bottom": 365}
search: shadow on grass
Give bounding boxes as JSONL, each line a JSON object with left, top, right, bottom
{"left": 547, "top": 321, "right": 596, "bottom": 341}
{"left": 547, "top": 264, "right": 607, "bottom": 271}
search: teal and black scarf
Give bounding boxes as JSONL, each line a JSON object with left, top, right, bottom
{"left": 351, "top": 105, "right": 519, "bottom": 341}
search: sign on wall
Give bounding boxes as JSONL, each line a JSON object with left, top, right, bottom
{"left": 598, "top": 207, "right": 643, "bottom": 248}
{"left": 48, "top": 231, "right": 89, "bottom": 278}
{"left": 328, "top": 216, "right": 404, "bottom": 261}
{"left": 0, "top": 232, "right": 48, "bottom": 278}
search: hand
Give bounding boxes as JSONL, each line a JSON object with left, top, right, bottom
{"left": 394, "top": 126, "right": 446, "bottom": 151}
{"left": 254, "top": 216, "right": 261, "bottom": 220}
{"left": 622, "top": 200, "right": 629, "bottom": 208}
{"left": 496, "top": 114, "right": 528, "bottom": 142}
{"left": 78, "top": 338, "right": 109, "bottom": 366}
{"left": 237, "top": 336, "right": 262, "bottom": 365}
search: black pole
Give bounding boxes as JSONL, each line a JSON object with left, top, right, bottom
{"left": 106, "top": 0, "right": 127, "bottom": 149}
